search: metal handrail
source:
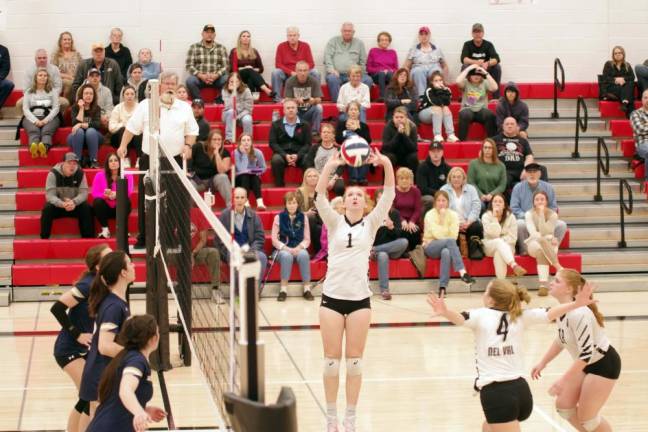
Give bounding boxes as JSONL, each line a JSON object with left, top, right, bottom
{"left": 551, "top": 58, "right": 565, "bottom": 118}
{"left": 572, "top": 96, "right": 589, "bottom": 158}
{"left": 594, "top": 137, "right": 610, "bottom": 201}
{"left": 618, "top": 179, "right": 633, "bottom": 248}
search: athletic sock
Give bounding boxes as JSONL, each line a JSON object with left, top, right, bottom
{"left": 326, "top": 402, "right": 337, "bottom": 419}
{"left": 345, "top": 404, "right": 356, "bottom": 421}
{"left": 280, "top": 285, "right": 288, "bottom": 293}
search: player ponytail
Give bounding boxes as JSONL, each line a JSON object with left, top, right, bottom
{"left": 98, "top": 314, "right": 158, "bottom": 403}
{"left": 88, "top": 250, "right": 128, "bottom": 317}
{"left": 488, "top": 279, "right": 531, "bottom": 322}
{"left": 559, "top": 268, "right": 604, "bottom": 327}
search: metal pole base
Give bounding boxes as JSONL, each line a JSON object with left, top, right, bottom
{"left": 618, "top": 241, "right": 627, "bottom": 248}
{"left": 593, "top": 195, "right": 603, "bottom": 202}
{"left": 571, "top": 152, "right": 581, "bottom": 159}
{"left": 551, "top": 112, "right": 560, "bottom": 119}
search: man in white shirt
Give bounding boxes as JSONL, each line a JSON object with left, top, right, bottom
{"left": 117, "top": 71, "right": 199, "bottom": 248}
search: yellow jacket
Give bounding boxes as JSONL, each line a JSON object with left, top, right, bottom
{"left": 423, "top": 208, "right": 459, "bottom": 243}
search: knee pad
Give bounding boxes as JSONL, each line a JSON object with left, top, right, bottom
{"left": 556, "top": 407, "right": 577, "bottom": 420}
{"left": 581, "top": 416, "right": 601, "bottom": 432}
{"left": 323, "top": 358, "right": 340, "bottom": 377}
{"left": 75, "top": 398, "right": 90, "bottom": 415}
{"left": 346, "top": 357, "right": 363, "bottom": 376}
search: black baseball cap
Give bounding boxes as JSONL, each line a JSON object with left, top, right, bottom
{"left": 429, "top": 142, "right": 444, "bottom": 151}
{"left": 191, "top": 98, "right": 205, "bottom": 108}
{"left": 525, "top": 162, "right": 543, "bottom": 172}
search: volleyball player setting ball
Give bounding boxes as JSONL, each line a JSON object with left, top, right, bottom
{"left": 315, "top": 147, "right": 394, "bottom": 432}
{"left": 531, "top": 269, "right": 620, "bottom": 432}
{"left": 427, "top": 279, "right": 596, "bottom": 432}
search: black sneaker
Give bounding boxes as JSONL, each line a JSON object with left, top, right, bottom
{"left": 461, "top": 273, "right": 476, "bottom": 285}
{"left": 277, "top": 291, "right": 287, "bottom": 302}
{"left": 303, "top": 290, "right": 314, "bottom": 301}
{"left": 438, "top": 287, "right": 446, "bottom": 298}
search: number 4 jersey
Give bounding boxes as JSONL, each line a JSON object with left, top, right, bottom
{"left": 462, "top": 307, "right": 550, "bottom": 389}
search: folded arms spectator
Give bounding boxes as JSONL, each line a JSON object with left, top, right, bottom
{"left": 366, "top": 31, "right": 398, "bottom": 99}
{"left": 185, "top": 24, "right": 229, "bottom": 102}
{"left": 271, "top": 26, "right": 319, "bottom": 102}
{"left": 72, "top": 43, "right": 123, "bottom": 105}
{"left": 229, "top": 30, "right": 275, "bottom": 100}
{"left": 269, "top": 99, "right": 312, "bottom": 186}
{"left": 496, "top": 82, "right": 529, "bottom": 138}
{"left": 461, "top": 23, "right": 502, "bottom": 98}
{"left": 404, "top": 26, "right": 448, "bottom": 97}
{"left": 105, "top": 28, "right": 132, "bottom": 82}
{"left": 23, "top": 68, "right": 61, "bottom": 158}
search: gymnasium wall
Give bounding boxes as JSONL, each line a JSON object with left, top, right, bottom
{"left": 3, "top": 0, "right": 648, "bottom": 88}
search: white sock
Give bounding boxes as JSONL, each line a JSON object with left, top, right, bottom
{"left": 345, "top": 405, "right": 356, "bottom": 421}
{"left": 459, "top": 269, "right": 466, "bottom": 276}
{"left": 101, "top": 227, "right": 110, "bottom": 236}
{"left": 326, "top": 402, "right": 337, "bottom": 419}
{"left": 303, "top": 284, "right": 311, "bottom": 292}
{"left": 280, "top": 285, "right": 288, "bottom": 293}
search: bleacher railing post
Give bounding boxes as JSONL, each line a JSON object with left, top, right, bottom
{"left": 551, "top": 58, "right": 565, "bottom": 119}
{"left": 618, "top": 179, "right": 633, "bottom": 248}
{"left": 594, "top": 137, "right": 609, "bottom": 202}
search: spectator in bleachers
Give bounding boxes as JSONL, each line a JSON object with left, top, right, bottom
{"left": 272, "top": 191, "right": 313, "bottom": 301}
{"left": 85, "top": 68, "right": 114, "bottom": 128}
{"left": 510, "top": 162, "right": 567, "bottom": 255}
{"left": 481, "top": 193, "right": 527, "bottom": 279}
{"left": 366, "top": 31, "right": 398, "bottom": 100}
{"left": 285, "top": 61, "right": 323, "bottom": 139}
{"left": 296, "top": 168, "right": 322, "bottom": 254}
{"left": 467, "top": 138, "right": 507, "bottom": 211}
{"left": 221, "top": 72, "right": 254, "bottom": 143}
{"left": 382, "top": 106, "right": 419, "bottom": 173}
{"left": 418, "top": 71, "right": 458, "bottom": 143}
{"left": 384, "top": 67, "right": 417, "bottom": 121}
{"left": 176, "top": 84, "right": 190, "bottom": 102}
{"left": 461, "top": 23, "right": 502, "bottom": 98}
{"left": 416, "top": 141, "right": 451, "bottom": 214}
{"left": 630, "top": 89, "right": 648, "bottom": 185}
{"left": 371, "top": 188, "right": 409, "bottom": 300}
{"left": 269, "top": 99, "right": 312, "bottom": 187}
{"left": 190, "top": 129, "right": 232, "bottom": 204}
{"left": 91, "top": 152, "right": 134, "bottom": 239}
{"left": 305, "top": 123, "right": 345, "bottom": 196}
{"left": 229, "top": 31, "right": 276, "bottom": 101}
{"left": 404, "top": 26, "right": 448, "bottom": 97}
{"left": 185, "top": 24, "right": 229, "bottom": 102}
{"left": 234, "top": 133, "right": 266, "bottom": 210}
{"left": 336, "top": 101, "right": 371, "bottom": 185}
{"left": 493, "top": 117, "right": 534, "bottom": 191}
{"left": 105, "top": 28, "right": 132, "bottom": 82}
{"left": 441, "top": 167, "right": 483, "bottom": 249}
{"left": 72, "top": 43, "right": 123, "bottom": 105}
{"left": 0, "top": 44, "right": 13, "bottom": 115}
{"left": 19, "top": 49, "right": 68, "bottom": 112}
{"left": 313, "top": 196, "right": 343, "bottom": 262}
{"left": 394, "top": 167, "right": 422, "bottom": 251}
{"left": 68, "top": 84, "right": 102, "bottom": 168}
{"left": 336, "top": 65, "right": 371, "bottom": 123}
{"left": 41, "top": 152, "right": 93, "bottom": 239}
{"left": 422, "top": 190, "right": 475, "bottom": 297}
{"left": 190, "top": 206, "right": 221, "bottom": 290}
{"left": 124, "top": 63, "right": 144, "bottom": 100}
{"left": 217, "top": 187, "right": 267, "bottom": 289}
{"left": 324, "top": 22, "right": 373, "bottom": 103}
{"left": 601, "top": 46, "right": 635, "bottom": 118}
{"left": 495, "top": 82, "right": 529, "bottom": 138}
{"left": 136, "top": 48, "right": 161, "bottom": 80}
{"left": 191, "top": 99, "right": 210, "bottom": 143}
{"left": 636, "top": 59, "right": 648, "bottom": 95}
{"left": 109, "top": 85, "right": 140, "bottom": 166}
{"left": 22, "top": 67, "right": 60, "bottom": 158}
{"left": 52, "top": 32, "right": 82, "bottom": 102}
{"left": 456, "top": 64, "right": 498, "bottom": 141}
{"left": 271, "top": 26, "right": 319, "bottom": 102}
{"left": 524, "top": 190, "right": 563, "bottom": 296}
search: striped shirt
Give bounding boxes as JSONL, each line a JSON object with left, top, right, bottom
{"left": 556, "top": 307, "right": 609, "bottom": 365}
{"left": 185, "top": 41, "right": 229, "bottom": 77}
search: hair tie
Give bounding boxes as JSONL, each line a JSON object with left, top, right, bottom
{"left": 100, "top": 275, "right": 108, "bottom": 285}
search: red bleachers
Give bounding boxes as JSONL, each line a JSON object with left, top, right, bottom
{"left": 599, "top": 101, "right": 641, "bottom": 119}
{"left": 610, "top": 120, "right": 633, "bottom": 137}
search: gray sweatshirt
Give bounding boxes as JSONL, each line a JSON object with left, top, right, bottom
{"left": 222, "top": 88, "right": 253, "bottom": 118}
{"left": 24, "top": 64, "right": 63, "bottom": 95}
{"left": 22, "top": 89, "right": 60, "bottom": 123}
{"left": 45, "top": 162, "right": 88, "bottom": 207}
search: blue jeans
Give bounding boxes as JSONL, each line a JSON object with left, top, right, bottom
{"left": 373, "top": 238, "right": 409, "bottom": 291}
{"left": 424, "top": 238, "right": 465, "bottom": 288}
{"left": 0, "top": 79, "right": 14, "bottom": 108}
{"left": 326, "top": 72, "right": 373, "bottom": 103}
{"left": 67, "top": 127, "right": 102, "bottom": 161}
{"left": 271, "top": 69, "right": 321, "bottom": 101}
{"left": 371, "top": 71, "right": 393, "bottom": 98}
{"left": 298, "top": 104, "right": 323, "bottom": 133}
{"left": 410, "top": 65, "right": 442, "bottom": 96}
{"left": 338, "top": 107, "right": 367, "bottom": 124}
{"left": 222, "top": 109, "right": 253, "bottom": 141}
{"left": 635, "top": 142, "right": 648, "bottom": 180}
{"left": 276, "top": 249, "right": 311, "bottom": 283}
{"left": 186, "top": 74, "right": 228, "bottom": 101}
{"left": 347, "top": 165, "right": 369, "bottom": 183}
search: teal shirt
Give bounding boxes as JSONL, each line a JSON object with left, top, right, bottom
{"left": 467, "top": 159, "right": 507, "bottom": 197}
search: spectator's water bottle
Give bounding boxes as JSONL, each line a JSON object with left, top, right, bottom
{"left": 204, "top": 191, "right": 215, "bottom": 207}
{"left": 272, "top": 110, "right": 280, "bottom": 122}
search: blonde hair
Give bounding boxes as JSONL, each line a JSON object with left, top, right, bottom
{"left": 488, "top": 279, "right": 531, "bottom": 322}
{"left": 396, "top": 166, "right": 414, "bottom": 181}
{"left": 479, "top": 138, "right": 500, "bottom": 164}
{"left": 30, "top": 67, "right": 53, "bottom": 93}
{"left": 611, "top": 45, "right": 626, "bottom": 65}
{"left": 447, "top": 166, "right": 467, "bottom": 185}
{"left": 297, "top": 168, "right": 319, "bottom": 212}
{"left": 393, "top": 106, "right": 413, "bottom": 136}
{"left": 348, "top": 65, "right": 362, "bottom": 76}
{"left": 236, "top": 30, "right": 257, "bottom": 60}
{"left": 558, "top": 268, "right": 605, "bottom": 327}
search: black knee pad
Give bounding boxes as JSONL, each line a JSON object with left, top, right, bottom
{"left": 75, "top": 398, "right": 90, "bottom": 415}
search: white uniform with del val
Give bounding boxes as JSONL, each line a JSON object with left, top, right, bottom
{"left": 315, "top": 187, "right": 395, "bottom": 301}
{"left": 556, "top": 307, "right": 609, "bottom": 364}
{"left": 462, "top": 308, "right": 550, "bottom": 389}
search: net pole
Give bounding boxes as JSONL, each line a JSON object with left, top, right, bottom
{"left": 228, "top": 59, "right": 239, "bottom": 394}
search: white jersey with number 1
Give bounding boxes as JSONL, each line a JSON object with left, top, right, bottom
{"left": 315, "top": 187, "right": 395, "bottom": 301}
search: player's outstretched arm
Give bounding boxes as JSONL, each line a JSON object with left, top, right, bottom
{"left": 427, "top": 293, "right": 466, "bottom": 326}
{"left": 531, "top": 340, "right": 563, "bottom": 380}
{"left": 368, "top": 149, "right": 394, "bottom": 188}
{"left": 546, "top": 281, "right": 596, "bottom": 322}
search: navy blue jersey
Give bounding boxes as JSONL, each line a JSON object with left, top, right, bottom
{"left": 87, "top": 350, "right": 153, "bottom": 432}
{"left": 53, "top": 273, "right": 95, "bottom": 358}
{"left": 79, "top": 293, "right": 129, "bottom": 402}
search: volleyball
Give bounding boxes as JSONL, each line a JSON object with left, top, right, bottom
{"left": 341, "top": 135, "right": 371, "bottom": 167}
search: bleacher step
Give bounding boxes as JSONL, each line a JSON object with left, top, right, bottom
{"left": 0, "top": 214, "right": 14, "bottom": 235}
{"left": 0, "top": 192, "right": 15, "bottom": 211}
{"left": 0, "top": 263, "right": 11, "bottom": 286}
{"left": 532, "top": 138, "right": 620, "bottom": 159}
{"left": 0, "top": 238, "right": 12, "bottom": 260}
{"left": 526, "top": 98, "right": 600, "bottom": 119}
{"left": 0, "top": 149, "right": 19, "bottom": 167}
{"left": 526, "top": 119, "right": 608, "bottom": 137}
{"left": 0, "top": 169, "right": 17, "bottom": 188}
{"left": 580, "top": 249, "right": 648, "bottom": 273}
{"left": 559, "top": 202, "right": 648, "bottom": 223}
{"left": 552, "top": 179, "right": 641, "bottom": 201}
{"left": 541, "top": 158, "right": 632, "bottom": 179}
{"left": 569, "top": 226, "right": 648, "bottom": 248}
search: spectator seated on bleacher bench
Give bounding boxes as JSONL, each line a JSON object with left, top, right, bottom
{"left": 284, "top": 60, "right": 323, "bottom": 138}
{"left": 418, "top": 71, "right": 458, "bottom": 143}
{"left": 296, "top": 168, "right": 323, "bottom": 254}
{"left": 384, "top": 67, "right": 416, "bottom": 122}
{"left": 222, "top": 72, "right": 253, "bottom": 143}
{"left": 510, "top": 163, "right": 567, "bottom": 255}
{"left": 234, "top": 133, "right": 266, "bottom": 210}
{"left": 109, "top": 85, "right": 140, "bottom": 164}
{"left": 40, "top": 152, "right": 93, "bottom": 239}
{"left": 467, "top": 138, "right": 507, "bottom": 212}
{"left": 229, "top": 30, "right": 276, "bottom": 101}
{"left": 68, "top": 84, "right": 103, "bottom": 168}
{"left": 456, "top": 64, "right": 498, "bottom": 141}
{"left": 336, "top": 65, "right": 371, "bottom": 123}
{"left": 271, "top": 26, "right": 319, "bottom": 102}
{"left": 493, "top": 117, "right": 534, "bottom": 192}
{"left": 72, "top": 42, "right": 123, "bottom": 106}
{"left": 600, "top": 46, "right": 635, "bottom": 118}
{"left": 416, "top": 141, "right": 451, "bottom": 215}
{"left": 441, "top": 166, "right": 484, "bottom": 249}
{"left": 91, "top": 153, "right": 134, "bottom": 239}
{"left": 190, "top": 207, "right": 222, "bottom": 290}
{"left": 460, "top": 23, "right": 502, "bottom": 98}
{"left": 124, "top": 63, "right": 144, "bottom": 101}
{"left": 335, "top": 101, "right": 371, "bottom": 185}
{"left": 495, "top": 82, "right": 529, "bottom": 139}
{"left": 22, "top": 67, "right": 61, "bottom": 158}
{"left": 269, "top": 99, "right": 311, "bottom": 187}
{"left": 0, "top": 43, "right": 13, "bottom": 114}
{"left": 404, "top": 26, "right": 448, "bottom": 98}
{"left": 17, "top": 49, "right": 69, "bottom": 113}
{"left": 382, "top": 106, "right": 419, "bottom": 173}
{"left": 51, "top": 31, "right": 83, "bottom": 102}
{"left": 191, "top": 98, "right": 210, "bottom": 143}
{"left": 185, "top": 24, "right": 229, "bottom": 103}
{"left": 630, "top": 89, "right": 648, "bottom": 187}
{"left": 105, "top": 27, "right": 133, "bottom": 82}
{"left": 136, "top": 48, "right": 162, "bottom": 81}
{"left": 366, "top": 31, "right": 398, "bottom": 100}
{"left": 394, "top": 167, "right": 422, "bottom": 251}
{"left": 304, "top": 123, "right": 345, "bottom": 196}
{"left": 190, "top": 129, "right": 232, "bottom": 204}
{"left": 84, "top": 67, "right": 114, "bottom": 128}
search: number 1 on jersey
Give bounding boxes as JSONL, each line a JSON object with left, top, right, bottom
{"left": 346, "top": 233, "right": 353, "bottom": 248}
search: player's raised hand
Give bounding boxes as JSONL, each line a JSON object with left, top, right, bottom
{"left": 575, "top": 281, "right": 597, "bottom": 308}
{"left": 427, "top": 293, "right": 448, "bottom": 315}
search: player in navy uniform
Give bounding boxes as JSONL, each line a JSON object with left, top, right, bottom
{"left": 87, "top": 314, "right": 166, "bottom": 432}
{"left": 428, "top": 279, "right": 595, "bottom": 432}
{"left": 51, "top": 243, "right": 111, "bottom": 432}
{"left": 78, "top": 250, "right": 135, "bottom": 432}
{"left": 314, "top": 149, "right": 395, "bottom": 432}
{"left": 531, "top": 269, "right": 620, "bottom": 432}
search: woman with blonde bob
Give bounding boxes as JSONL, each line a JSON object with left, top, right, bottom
{"left": 428, "top": 278, "right": 596, "bottom": 432}
{"left": 532, "top": 268, "right": 620, "bottom": 432}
